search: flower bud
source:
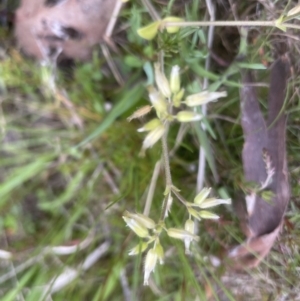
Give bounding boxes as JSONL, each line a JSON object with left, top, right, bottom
{"left": 137, "top": 118, "right": 161, "bottom": 132}
{"left": 173, "top": 88, "right": 185, "bottom": 107}
{"left": 155, "top": 240, "right": 164, "bottom": 264}
{"left": 148, "top": 86, "right": 168, "bottom": 119}
{"left": 176, "top": 111, "right": 202, "bottom": 122}
{"left": 167, "top": 228, "right": 199, "bottom": 242}
{"left": 129, "top": 242, "right": 149, "bottom": 256}
{"left": 123, "top": 216, "right": 149, "bottom": 238}
{"left": 164, "top": 193, "right": 173, "bottom": 218}
{"left": 184, "top": 91, "right": 227, "bottom": 107}
{"left": 142, "top": 125, "right": 165, "bottom": 150}
{"left": 144, "top": 248, "right": 158, "bottom": 285}
{"left": 154, "top": 63, "right": 171, "bottom": 98}
{"left": 199, "top": 210, "right": 219, "bottom": 220}
{"left": 170, "top": 65, "right": 180, "bottom": 94}
{"left": 162, "top": 16, "right": 184, "bottom": 33}
{"left": 127, "top": 105, "right": 152, "bottom": 121}
{"left": 184, "top": 219, "right": 196, "bottom": 254}
{"left": 197, "top": 198, "right": 231, "bottom": 209}
{"left": 123, "top": 211, "right": 156, "bottom": 229}
{"left": 194, "top": 187, "right": 211, "bottom": 205}
{"left": 187, "top": 207, "right": 201, "bottom": 221}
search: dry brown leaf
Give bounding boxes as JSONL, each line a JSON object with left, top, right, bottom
{"left": 229, "top": 57, "right": 290, "bottom": 268}
{"left": 14, "top": 0, "right": 118, "bottom": 61}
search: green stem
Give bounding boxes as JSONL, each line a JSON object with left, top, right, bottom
{"left": 164, "top": 20, "right": 275, "bottom": 27}
{"left": 163, "top": 20, "right": 300, "bottom": 30}
{"left": 161, "top": 125, "right": 172, "bottom": 187}
{"left": 171, "top": 188, "right": 187, "bottom": 206}
{"left": 159, "top": 124, "right": 173, "bottom": 221}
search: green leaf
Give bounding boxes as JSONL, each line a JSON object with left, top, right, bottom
{"left": 137, "top": 21, "right": 161, "bottom": 40}
{"left": 0, "top": 155, "right": 54, "bottom": 206}
{"left": 38, "top": 172, "right": 85, "bottom": 211}
{"left": 75, "top": 85, "right": 144, "bottom": 148}
{"left": 193, "top": 124, "right": 219, "bottom": 182}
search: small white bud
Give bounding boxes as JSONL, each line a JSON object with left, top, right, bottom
{"left": 164, "top": 193, "right": 173, "bottom": 218}
{"left": 167, "top": 228, "right": 199, "bottom": 242}
{"left": 173, "top": 88, "right": 185, "bottom": 107}
{"left": 194, "top": 187, "right": 211, "bottom": 205}
{"left": 154, "top": 63, "right": 171, "bottom": 98}
{"left": 144, "top": 248, "right": 158, "bottom": 285}
{"left": 197, "top": 198, "right": 231, "bottom": 209}
{"left": 184, "top": 219, "right": 196, "bottom": 254}
{"left": 155, "top": 241, "right": 164, "bottom": 264}
{"left": 123, "top": 216, "right": 149, "bottom": 238}
{"left": 148, "top": 86, "right": 168, "bottom": 119}
{"left": 142, "top": 125, "right": 165, "bottom": 150}
{"left": 176, "top": 111, "right": 202, "bottom": 122}
{"left": 184, "top": 91, "right": 227, "bottom": 107}
{"left": 198, "top": 210, "right": 220, "bottom": 220}
{"left": 170, "top": 65, "right": 180, "bottom": 94}
{"left": 137, "top": 118, "right": 162, "bottom": 132}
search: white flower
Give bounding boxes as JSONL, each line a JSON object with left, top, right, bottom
{"left": 144, "top": 248, "right": 158, "bottom": 285}
{"left": 184, "top": 91, "right": 227, "bottom": 107}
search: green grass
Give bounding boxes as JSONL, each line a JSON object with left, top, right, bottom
{"left": 1, "top": 0, "right": 300, "bottom": 300}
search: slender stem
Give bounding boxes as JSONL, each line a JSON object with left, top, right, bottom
{"left": 143, "top": 160, "right": 161, "bottom": 216}
{"left": 171, "top": 188, "right": 187, "bottom": 206}
{"left": 163, "top": 20, "right": 300, "bottom": 30}
{"left": 161, "top": 125, "right": 172, "bottom": 187}
{"left": 164, "top": 20, "right": 275, "bottom": 27}
{"left": 197, "top": 0, "right": 215, "bottom": 193}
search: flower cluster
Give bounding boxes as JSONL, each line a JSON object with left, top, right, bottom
{"left": 123, "top": 188, "right": 231, "bottom": 285}
{"left": 127, "top": 63, "right": 227, "bottom": 156}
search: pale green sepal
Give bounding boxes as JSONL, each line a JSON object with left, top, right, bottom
{"left": 194, "top": 187, "right": 211, "bottom": 205}
{"left": 198, "top": 210, "right": 220, "bottom": 220}
{"left": 198, "top": 198, "right": 231, "bottom": 209}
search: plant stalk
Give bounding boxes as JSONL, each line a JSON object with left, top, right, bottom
{"left": 164, "top": 20, "right": 300, "bottom": 30}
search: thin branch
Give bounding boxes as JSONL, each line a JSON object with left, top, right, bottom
{"left": 100, "top": 43, "right": 125, "bottom": 86}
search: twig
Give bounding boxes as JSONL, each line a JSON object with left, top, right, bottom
{"left": 105, "top": 0, "right": 123, "bottom": 39}
{"left": 141, "top": 0, "right": 160, "bottom": 21}
{"left": 100, "top": 43, "right": 125, "bottom": 86}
